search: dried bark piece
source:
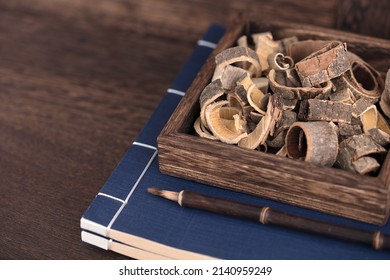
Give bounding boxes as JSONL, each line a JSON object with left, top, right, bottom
{"left": 352, "top": 157, "right": 380, "bottom": 175}
{"left": 236, "top": 35, "right": 249, "bottom": 69}
{"left": 267, "top": 110, "right": 298, "bottom": 149}
{"left": 287, "top": 40, "right": 329, "bottom": 63}
{"left": 212, "top": 46, "right": 261, "bottom": 81}
{"left": 295, "top": 41, "right": 350, "bottom": 87}
{"left": 238, "top": 96, "right": 281, "bottom": 150}
{"left": 199, "top": 79, "right": 225, "bottom": 130}
{"left": 329, "top": 88, "right": 355, "bottom": 104}
{"left": 338, "top": 123, "right": 362, "bottom": 137}
{"left": 194, "top": 117, "right": 216, "bottom": 140}
{"left": 284, "top": 68, "right": 301, "bottom": 87}
{"left": 360, "top": 105, "right": 378, "bottom": 133}
{"left": 285, "top": 121, "right": 339, "bottom": 167}
{"left": 379, "top": 69, "right": 390, "bottom": 118}
{"left": 252, "top": 77, "right": 269, "bottom": 93}
{"left": 336, "top": 134, "right": 386, "bottom": 172}
{"left": 205, "top": 100, "right": 248, "bottom": 144}
{"left": 219, "top": 106, "right": 247, "bottom": 134}
{"left": 227, "top": 90, "right": 248, "bottom": 114}
{"left": 251, "top": 32, "right": 279, "bottom": 74}
{"left": 237, "top": 72, "right": 267, "bottom": 114}
{"left": 268, "top": 68, "right": 333, "bottom": 100}
{"left": 266, "top": 130, "right": 287, "bottom": 149}
{"left": 220, "top": 65, "right": 248, "bottom": 91}
{"left": 368, "top": 128, "right": 390, "bottom": 147}
{"left": 377, "top": 111, "right": 390, "bottom": 134}
{"left": 273, "top": 92, "right": 298, "bottom": 111}
{"left": 298, "top": 99, "right": 352, "bottom": 123}
{"left": 269, "top": 110, "right": 297, "bottom": 148}
{"left": 352, "top": 98, "right": 374, "bottom": 117}
{"left": 275, "top": 110, "right": 297, "bottom": 135}
{"left": 275, "top": 145, "right": 288, "bottom": 157}
{"left": 332, "top": 52, "right": 383, "bottom": 103}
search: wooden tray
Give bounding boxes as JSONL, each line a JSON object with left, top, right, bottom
{"left": 157, "top": 19, "right": 390, "bottom": 225}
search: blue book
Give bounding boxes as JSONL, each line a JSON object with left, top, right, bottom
{"left": 80, "top": 24, "right": 390, "bottom": 260}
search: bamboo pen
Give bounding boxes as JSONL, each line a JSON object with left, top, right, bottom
{"left": 148, "top": 187, "right": 390, "bottom": 251}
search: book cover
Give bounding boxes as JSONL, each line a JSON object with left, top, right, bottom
{"left": 80, "top": 24, "right": 390, "bottom": 260}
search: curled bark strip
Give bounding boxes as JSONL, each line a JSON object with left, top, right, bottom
{"left": 336, "top": 134, "right": 386, "bottom": 172}
{"left": 284, "top": 68, "right": 301, "bottom": 87}
{"left": 286, "top": 121, "right": 339, "bottom": 167}
{"left": 368, "top": 128, "right": 390, "bottom": 147}
{"left": 219, "top": 106, "right": 246, "bottom": 134}
{"left": 329, "top": 88, "right": 355, "bottom": 104}
{"left": 266, "top": 129, "right": 287, "bottom": 149}
{"left": 252, "top": 32, "right": 279, "bottom": 74}
{"left": 194, "top": 117, "right": 216, "bottom": 140}
{"left": 213, "top": 46, "right": 261, "bottom": 81}
{"left": 332, "top": 52, "right": 383, "bottom": 103}
{"left": 252, "top": 77, "right": 269, "bottom": 93}
{"left": 352, "top": 157, "right": 380, "bottom": 175}
{"left": 267, "top": 53, "right": 294, "bottom": 71}
{"left": 339, "top": 123, "right": 362, "bottom": 138}
{"left": 205, "top": 100, "right": 248, "bottom": 144}
{"left": 273, "top": 92, "right": 298, "bottom": 111}
{"left": 227, "top": 90, "right": 247, "bottom": 113}
{"left": 377, "top": 111, "right": 390, "bottom": 134}
{"left": 236, "top": 35, "right": 249, "bottom": 69}
{"left": 220, "top": 65, "right": 249, "bottom": 91}
{"left": 379, "top": 69, "right": 390, "bottom": 118}
{"left": 268, "top": 68, "right": 333, "bottom": 100}
{"left": 352, "top": 97, "right": 374, "bottom": 118}
{"left": 238, "top": 96, "right": 281, "bottom": 150}
{"left": 295, "top": 41, "right": 350, "bottom": 87}
{"left": 275, "top": 145, "right": 288, "bottom": 157}
{"left": 298, "top": 99, "right": 352, "bottom": 123}
{"left": 287, "top": 40, "right": 329, "bottom": 63}
{"left": 360, "top": 105, "right": 378, "bottom": 133}
{"left": 237, "top": 72, "right": 267, "bottom": 114}
{"left": 199, "top": 79, "right": 225, "bottom": 130}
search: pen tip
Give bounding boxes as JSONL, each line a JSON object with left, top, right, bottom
{"left": 147, "top": 187, "right": 161, "bottom": 196}
{"left": 147, "top": 187, "right": 179, "bottom": 202}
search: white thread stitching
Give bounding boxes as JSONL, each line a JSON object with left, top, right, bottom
{"left": 97, "top": 192, "right": 126, "bottom": 204}
{"left": 167, "top": 88, "right": 186, "bottom": 96}
{"left": 197, "top": 39, "right": 217, "bottom": 49}
{"left": 133, "top": 141, "right": 157, "bottom": 150}
{"left": 106, "top": 151, "right": 158, "bottom": 231}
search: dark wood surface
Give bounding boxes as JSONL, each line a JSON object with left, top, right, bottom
{"left": 1, "top": 0, "right": 389, "bottom": 260}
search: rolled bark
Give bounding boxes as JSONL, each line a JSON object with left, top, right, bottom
{"left": 379, "top": 69, "right": 390, "bottom": 118}
{"left": 268, "top": 68, "right": 333, "bottom": 100}
{"left": 298, "top": 99, "right": 352, "bottom": 123}
{"left": 332, "top": 52, "right": 383, "bottom": 103}
{"left": 213, "top": 46, "right": 262, "bottom": 81}
{"left": 295, "top": 41, "right": 350, "bottom": 87}
{"left": 285, "top": 121, "right": 339, "bottom": 167}
{"left": 336, "top": 134, "right": 386, "bottom": 172}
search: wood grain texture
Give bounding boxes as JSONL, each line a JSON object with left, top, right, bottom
{"left": 158, "top": 20, "right": 390, "bottom": 226}
{"left": 0, "top": 0, "right": 388, "bottom": 260}
{"left": 336, "top": 0, "right": 390, "bottom": 39}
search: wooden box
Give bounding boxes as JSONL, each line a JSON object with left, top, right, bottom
{"left": 157, "top": 19, "right": 390, "bottom": 225}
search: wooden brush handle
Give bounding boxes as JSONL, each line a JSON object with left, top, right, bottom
{"left": 180, "top": 190, "right": 390, "bottom": 250}
{"left": 266, "top": 209, "right": 390, "bottom": 250}
{"left": 181, "top": 190, "right": 261, "bottom": 221}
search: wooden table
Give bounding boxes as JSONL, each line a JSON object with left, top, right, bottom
{"left": 1, "top": 0, "right": 388, "bottom": 259}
